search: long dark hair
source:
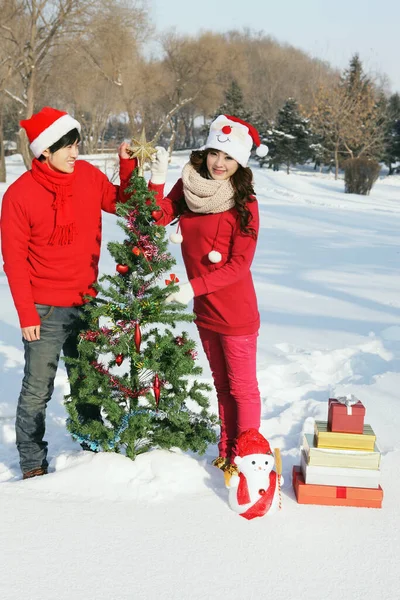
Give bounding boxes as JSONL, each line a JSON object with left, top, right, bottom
{"left": 180, "top": 149, "right": 257, "bottom": 238}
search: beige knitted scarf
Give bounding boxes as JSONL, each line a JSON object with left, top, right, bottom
{"left": 181, "top": 163, "right": 235, "bottom": 214}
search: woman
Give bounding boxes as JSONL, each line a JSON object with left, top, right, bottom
{"left": 148, "top": 115, "right": 268, "bottom": 474}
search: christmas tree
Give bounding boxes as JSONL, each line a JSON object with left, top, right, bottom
{"left": 65, "top": 135, "right": 217, "bottom": 459}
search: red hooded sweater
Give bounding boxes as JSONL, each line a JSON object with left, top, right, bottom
{"left": 149, "top": 178, "right": 260, "bottom": 336}
{"left": 1, "top": 157, "right": 136, "bottom": 328}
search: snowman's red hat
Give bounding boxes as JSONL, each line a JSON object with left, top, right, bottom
{"left": 236, "top": 428, "right": 272, "bottom": 456}
{"left": 202, "top": 115, "right": 268, "bottom": 167}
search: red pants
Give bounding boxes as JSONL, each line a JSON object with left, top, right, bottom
{"left": 198, "top": 326, "right": 261, "bottom": 462}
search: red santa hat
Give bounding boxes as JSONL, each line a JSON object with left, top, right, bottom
{"left": 20, "top": 106, "right": 81, "bottom": 158}
{"left": 236, "top": 428, "right": 273, "bottom": 457}
{"left": 202, "top": 114, "right": 268, "bottom": 167}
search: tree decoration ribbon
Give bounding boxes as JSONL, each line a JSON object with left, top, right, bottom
{"left": 127, "top": 209, "right": 158, "bottom": 272}
{"left": 68, "top": 408, "right": 165, "bottom": 452}
{"left": 92, "top": 361, "right": 150, "bottom": 399}
{"left": 336, "top": 394, "right": 360, "bottom": 415}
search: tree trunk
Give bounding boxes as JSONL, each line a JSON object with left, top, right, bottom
{"left": 17, "top": 129, "right": 33, "bottom": 170}
{"left": 18, "top": 69, "right": 37, "bottom": 170}
{"left": 334, "top": 143, "right": 339, "bottom": 180}
{"left": 168, "top": 127, "right": 177, "bottom": 157}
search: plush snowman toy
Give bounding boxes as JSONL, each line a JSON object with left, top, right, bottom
{"left": 228, "top": 428, "right": 283, "bottom": 520}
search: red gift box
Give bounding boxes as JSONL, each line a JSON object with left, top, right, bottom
{"left": 328, "top": 397, "right": 366, "bottom": 434}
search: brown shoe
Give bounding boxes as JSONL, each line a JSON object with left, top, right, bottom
{"left": 22, "top": 467, "right": 48, "bottom": 480}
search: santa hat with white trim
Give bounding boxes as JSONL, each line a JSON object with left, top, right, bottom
{"left": 20, "top": 106, "right": 81, "bottom": 158}
{"left": 202, "top": 114, "right": 268, "bottom": 167}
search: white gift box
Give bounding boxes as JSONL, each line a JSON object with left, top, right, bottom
{"left": 300, "top": 450, "right": 381, "bottom": 489}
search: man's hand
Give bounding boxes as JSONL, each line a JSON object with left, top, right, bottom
{"left": 165, "top": 282, "right": 194, "bottom": 305}
{"left": 118, "top": 141, "right": 131, "bottom": 159}
{"left": 22, "top": 325, "right": 41, "bottom": 341}
{"left": 150, "top": 146, "right": 169, "bottom": 185}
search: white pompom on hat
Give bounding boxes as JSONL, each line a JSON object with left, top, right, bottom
{"left": 20, "top": 106, "right": 81, "bottom": 158}
{"left": 201, "top": 114, "right": 268, "bottom": 167}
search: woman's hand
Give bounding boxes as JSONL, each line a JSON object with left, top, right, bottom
{"left": 150, "top": 146, "right": 169, "bottom": 185}
{"left": 165, "top": 282, "right": 194, "bottom": 305}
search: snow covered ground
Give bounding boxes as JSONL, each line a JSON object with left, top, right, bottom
{"left": 1, "top": 152, "right": 399, "bottom": 600}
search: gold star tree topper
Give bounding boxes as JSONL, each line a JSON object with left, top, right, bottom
{"left": 127, "top": 128, "right": 157, "bottom": 176}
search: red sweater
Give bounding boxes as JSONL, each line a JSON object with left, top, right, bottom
{"left": 149, "top": 178, "right": 260, "bottom": 335}
{"left": 1, "top": 157, "right": 135, "bottom": 328}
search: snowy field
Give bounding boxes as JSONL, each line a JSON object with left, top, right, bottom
{"left": 1, "top": 152, "right": 400, "bottom": 600}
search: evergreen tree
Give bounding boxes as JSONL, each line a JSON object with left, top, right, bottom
{"left": 382, "top": 93, "right": 400, "bottom": 174}
{"left": 65, "top": 166, "right": 217, "bottom": 459}
{"left": 252, "top": 112, "right": 273, "bottom": 168}
{"left": 271, "top": 98, "right": 312, "bottom": 173}
{"left": 340, "top": 54, "right": 384, "bottom": 161}
{"left": 341, "top": 53, "right": 371, "bottom": 95}
{"left": 309, "top": 132, "right": 334, "bottom": 172}
{"left": 213, "top": 80, "right": 253, "bottom": 122}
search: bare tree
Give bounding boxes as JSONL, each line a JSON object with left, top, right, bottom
{"left": 69, "top": 0, "right": 152, "bottom": 138}
{"left": 311, "top": 75, "right": 386, "bottom": 178}
{"left": 0, "top": 0, "right": 93, "bottom": 167}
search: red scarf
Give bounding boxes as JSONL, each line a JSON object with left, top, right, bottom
{"left": 31, "top": 158, "right": 77, "bottom": 246}
{"left": 237, "top": 470, "right": 277, "bottom": 520}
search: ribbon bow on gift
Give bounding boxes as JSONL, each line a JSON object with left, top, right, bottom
{"left": 336, "top": 394, "right": 359, "bottom": 415}
{"left": 165, "top": 273, "right": 179, "bottom": 286}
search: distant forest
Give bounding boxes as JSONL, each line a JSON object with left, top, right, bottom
{"left": 1, "top": 0, "right": 399, "bottom": 180}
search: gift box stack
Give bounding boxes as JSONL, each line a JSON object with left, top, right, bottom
{"left": 293, "top": 395, "right": 384, "bottom": 508}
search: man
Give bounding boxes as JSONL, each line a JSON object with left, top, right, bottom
{"left": 0, "top": 106, "right": 136, "bottom": 479}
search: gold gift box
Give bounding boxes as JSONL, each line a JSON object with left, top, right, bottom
{"left": 314, "top": 420, "right": 376, "bottom": 451}
{"left": 302, "top": 434, "right": 381, "bottom": 469}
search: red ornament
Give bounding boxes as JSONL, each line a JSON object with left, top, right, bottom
{"left": 134, "top": 322, "right": 141, "bottom": 352}
{"left": 222, "top": 125, "right": 232, "bottom": 134}
{"left": 132, "top": 246, "right": 141, "bottom": 256}
{"left": 116, "top": 264, "right": 129, "bottom": 275}
{"left": 165, "top": 273, "right": 179, "bottom": 285}
{"left": 175, "top": 336, "right": 185, "bottom": 346}
{"left": 153, "top": 373, "right": 161, "bottom": 408}
{"left": 115, "top": 354, "right": 124, "bottom": 366}
{"left": 151, "top": 209, "right": 163, "bottom": 221}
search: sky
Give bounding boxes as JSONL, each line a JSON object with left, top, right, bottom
{"left": 1, "top": 152, "right": 400, "bottom": 599}
{"left": 150, "top": 0, "right": 400, "bottom": 93}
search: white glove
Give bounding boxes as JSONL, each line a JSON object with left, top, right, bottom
{"left": 150, "top": 146, "right": 169, "bottom": 184}
{"left": 165, "top": 282, "right": 194, "bottom": 305}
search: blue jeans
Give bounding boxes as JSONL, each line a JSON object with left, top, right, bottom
{"left": 16, "top": 304, "right": 98, "bottom": 474}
